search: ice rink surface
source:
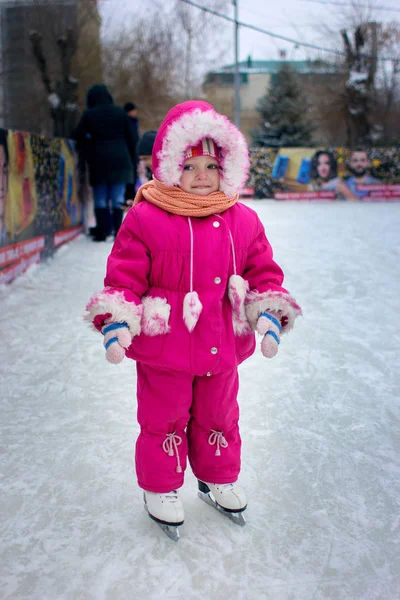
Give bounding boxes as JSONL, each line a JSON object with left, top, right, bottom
{"left": 1, "top": 201, "right": 399, "bottom": 599}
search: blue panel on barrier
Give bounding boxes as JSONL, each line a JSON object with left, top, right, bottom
{"left": 271, "top": 155, "right": 289, "bottom": 179}
{"left": 296, "top": 157, "right": 311, "bottom": 184}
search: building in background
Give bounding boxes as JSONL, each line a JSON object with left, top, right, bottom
{"left": 0, "top": 0, "right": 102, "bottom": 136}
{"left": 203, "top": 58, "right": 344, "bottom": 144}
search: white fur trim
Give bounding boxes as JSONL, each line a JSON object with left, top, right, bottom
{"left": 157, "top": 108, "right": 249, "bottom": 195}
{"left": 245, "top": 290, "right": 302, "bottom": 334}
{"left": 85, "top": 289, "right": 142, "bottom": 337}
{"left": 228, "top": 274, "right": 252, "bottom": 335}
{"left": 183, "top": 291, "right": 203, "bottom": 332}
{"left": 141, "top": 296, "right": 171, "bottom": 336}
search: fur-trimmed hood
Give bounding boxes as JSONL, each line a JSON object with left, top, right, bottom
{"left": 152, "top": 101, "right": 250, "bottom": 196}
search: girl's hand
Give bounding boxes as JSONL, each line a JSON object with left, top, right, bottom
{"left": 256, "top": 312, "right": 282, "bottom": 358}
{"left": 102, "top": 322, "right": 131, "bottom": 363}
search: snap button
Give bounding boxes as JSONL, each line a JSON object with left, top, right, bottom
{"left": 210, "top": 347, "right": 218, "bottom": 354}
{"left": 206, "top": 372, "right": 211, "bottom": 377}
{"left": 214, "top": 277, "right": 221, "bottom": 284}
{"left": 213, "top": 221, "right": 220, "bottom": 228}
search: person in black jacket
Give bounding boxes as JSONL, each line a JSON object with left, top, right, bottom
{"left": 75, "top": 84, "right": 136, "bottom": 241}
{"left": 122, "top": 130, "right": 157, "bottom": 213}
{"left": 123, "top": 101, "right": 139, "bottom": 202}
{"left": 123, "top": 102, "right": 140, "bottom": 143}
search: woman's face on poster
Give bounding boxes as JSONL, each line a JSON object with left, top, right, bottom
{"left": 317, "top": 154, "right": 332, "bottom": 180}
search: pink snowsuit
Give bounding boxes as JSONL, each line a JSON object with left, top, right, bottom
{"left": 86, "top": 101, "right": 301, "bottom": 492}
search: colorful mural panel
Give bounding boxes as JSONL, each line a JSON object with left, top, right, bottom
{"left": 0, "top": 129, "right": 83, "bottom": 284}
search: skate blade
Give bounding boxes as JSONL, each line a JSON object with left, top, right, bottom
{"left": 159, "top": 523, "right": 180, "bottom": 541}
{"left": 144, "top": 504, "right": 181, "bottom": 541}
{"left": 197, "top": 491, "right": 247, "bottom": 527}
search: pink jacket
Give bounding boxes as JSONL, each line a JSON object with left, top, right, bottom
{"left": 86, "top": 100, "right": 301, "bottom": 374}
{"left": 86, "top": 200, "right": 301, "bottom": 375}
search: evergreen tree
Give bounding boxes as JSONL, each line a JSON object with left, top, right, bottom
{"left": 253, "top": 63, "right": 314, "bottom": 147}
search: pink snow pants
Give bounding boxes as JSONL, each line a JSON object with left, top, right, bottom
{"left": 135, "top": 363, "right": 241, "bottom": 492}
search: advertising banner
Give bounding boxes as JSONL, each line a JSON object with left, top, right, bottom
{"left": 249, "top": 147, "right": 400, "bottom": 201}
{"left": 0, "top": 128, "right": 83, "bottom": 284}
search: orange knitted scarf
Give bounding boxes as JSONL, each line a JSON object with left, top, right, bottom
{"left": 133, "top": 178, "right": 238, "bottom": 217}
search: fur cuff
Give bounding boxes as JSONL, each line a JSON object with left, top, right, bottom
{"left": 245, "top": 290, "right": 302, "bottom": 334}
{"left": 85, "top": 289, "right": 143, "bottom": 337}
{"left": 141, "top": 297, "right": 171, "bottom": 336}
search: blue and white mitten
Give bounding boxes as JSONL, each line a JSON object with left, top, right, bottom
{"left": 102, "top": 322, "right": 131, "bottom": 364}
{"left": 256, "top": 312, "right": 282, "bottom": 359}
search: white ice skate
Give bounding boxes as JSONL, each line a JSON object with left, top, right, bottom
{"left": 197, "top": 480, "right": 247, "bottom": 526}
{"left": 143, "top": 490, "right": 184, "bottom": 541}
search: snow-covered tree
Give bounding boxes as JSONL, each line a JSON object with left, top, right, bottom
{"left": 0, "top": 0, "right": 102, "bottom": 137}
{"left": 373, "top": 22, "right": 400, "bottom": 145}
{"left": 341, "top": 23, "right": 378, "bottom": 146}
{"left": 252, "top": 63, "right": 314, "bottom": 147}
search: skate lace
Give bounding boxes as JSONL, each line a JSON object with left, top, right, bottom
{"left": 162, "top": 432, "right": 183, "bottom": 473}
{"left": 208, "top": 429, "right": 228, "bottom": 456}
{"left": 162, "top": 491, "right": 180, "bottom": 503}
{"left": 216, "top": 483, "right": 234, "bottom": 491}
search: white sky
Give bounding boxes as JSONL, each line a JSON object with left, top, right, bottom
{"left": 1, "top": 200, "right": 400, "bottom": 598}
{"left": 99, "top": 0, "right": 400, "bottom": 65}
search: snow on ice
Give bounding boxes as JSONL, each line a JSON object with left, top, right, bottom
{"left": 1, "top": 201, "right": 399, "bottom": 599}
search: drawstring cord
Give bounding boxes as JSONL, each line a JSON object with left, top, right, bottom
{"left": 183, "top": 217, "right": 203, "bottom": 332}
{"left": 188, "top": 216, "right": 194, "bottom": 292}
{"left": 215, "top": 214, "right": 237, "bottom": 275}
{"left": 188, "top": 213, "right": 238, "bottom": 289}
{"left": 162, "top": 429, "right": 228, "bottom": 472}
{"left": 208, "top": 429, "right": 228, "bottom": 456}
{"left": 184, "top": 214, "right": 242, "bottom": 333}
{"left": 162, "top": 432, "right": 183, "bottom": 473}
{"left": 227, "top": 228, "right": 237, "bottom": 275}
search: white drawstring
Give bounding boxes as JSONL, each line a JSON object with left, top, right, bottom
{"left": 183, "top": 215, "right": 239, "bottom": 333}
{"left": 183, "top": 217, "right": 203, "bottom": 332}
{"left": 162, "top": 432, "right": 183, "bottom": 473}
{"left": 188, "top": 216, "right": 194, "bottom": 292}
{"left": 227, "top": 228, "right": 237, "bottom": 275}
{"left": 215, "top": 215, "right": 237, "bottom": 275}
{"left": 208, "top": 429, "right": 228, "bottom": 456}
{"left": 215, "top": 216, "right": 250, "bottom": 335}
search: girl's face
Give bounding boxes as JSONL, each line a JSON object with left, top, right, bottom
{"left": 179, "top": 155, "right": 220, "bottom": 195}
{"left": 317, "top": 154, "right": 332, "bottom": 180}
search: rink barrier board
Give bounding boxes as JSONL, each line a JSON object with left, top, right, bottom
{"left": 248, "top": 147, "right": 400, "bottom": 201}
{"left": 0, "top": 226, "right": 83, "bottom": 285}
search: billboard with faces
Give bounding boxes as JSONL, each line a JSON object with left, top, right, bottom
{"left": 249, "top": 147, "right": 400, "bottom": 201}
{"left": 0, "top": 129, "right": 83, "bottom": 285}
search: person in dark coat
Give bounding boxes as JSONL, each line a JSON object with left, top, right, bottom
{"left": 123, "top": 101, "right": 139, "bottom": 202}
{"left": 74, "top": 84, "right": 136, "bottom": 241}
{"left": 122, "top": 130, "right": 157, "bottom": 212}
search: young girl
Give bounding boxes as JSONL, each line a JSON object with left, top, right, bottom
{"left": 85, "top": 100, "right": 301, "bottom": 538}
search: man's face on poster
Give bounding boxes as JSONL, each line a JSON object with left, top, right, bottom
{"left": 349, "top": 151, "right": 369, "bottom": 177}
{"left": 0, "top": 145, "right": 8, "bottom": 225}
